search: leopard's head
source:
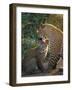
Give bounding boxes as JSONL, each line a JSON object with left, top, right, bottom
{"left": 37, "top": 24, "right": 49, "bottom": 46}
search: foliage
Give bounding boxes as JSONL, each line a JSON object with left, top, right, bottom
{"left": 47, "top": 14, "right": 63, "bottom": 31}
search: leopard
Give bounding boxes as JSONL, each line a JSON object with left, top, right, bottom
{"left": 36, "top": 24, "right": 63, "bottom": 73}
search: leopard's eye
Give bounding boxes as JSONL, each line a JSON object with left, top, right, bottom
{"left": 38, "top": 37, "right": 42, "bottom": 40}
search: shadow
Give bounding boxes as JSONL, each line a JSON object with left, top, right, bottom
{"left": 5, "top": 82, "right": 9, "bottom": 85}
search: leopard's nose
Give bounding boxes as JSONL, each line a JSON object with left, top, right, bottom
{"left": 45, "top": 39, "right": 49, "bottom": 44}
